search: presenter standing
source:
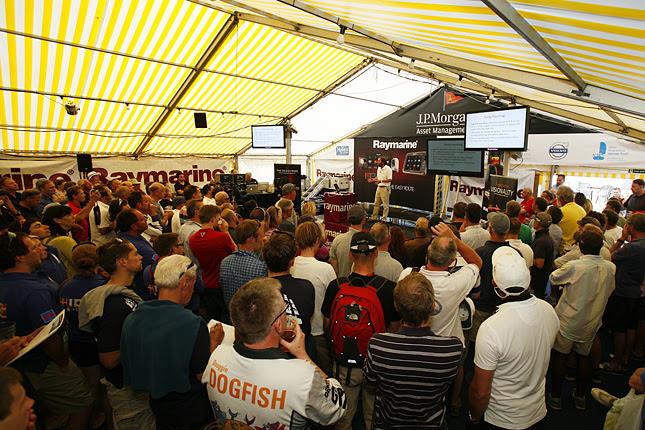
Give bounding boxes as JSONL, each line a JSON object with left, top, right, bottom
{"left": 369, "top": 157, "right": 392, "bottom": 221}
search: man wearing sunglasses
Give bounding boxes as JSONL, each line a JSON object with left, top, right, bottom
{"left": 202, "top": 277, "right": 346, "bottom": 428}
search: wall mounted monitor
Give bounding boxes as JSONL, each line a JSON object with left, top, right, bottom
{"left": 427, "top": 138, "right": 484, "bottom": 177}
{"left": 251, "top": 125, "right": 286, "bottom": 149}
{"left": 464, "top": 106, "right": 529, "bottom": 151}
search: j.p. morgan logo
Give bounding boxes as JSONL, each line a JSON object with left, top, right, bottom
{"left": 416, "top": 112, "right": 465, "bottom": 135}
{"left": 549, "top": 143, "right": 569, "bottom": 160}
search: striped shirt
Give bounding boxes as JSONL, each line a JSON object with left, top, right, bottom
{"left": 364, "top": 326, "right": 463, "bottom": 429}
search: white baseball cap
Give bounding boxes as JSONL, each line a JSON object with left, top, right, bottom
{"left": 87, "top": 171, "right": 101, "bottom": 179}
{"left": 492, "top": 247, "right": 530, "bottom": 296}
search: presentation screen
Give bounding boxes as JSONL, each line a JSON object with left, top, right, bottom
{"left": 464, "top": 106, "right": 529, "bottom": 151}
{"left": 427, "top": 138, "right": 484, "bottom": 177}
{"left": 251, "top": 125, "right": 285, "bottom": 149}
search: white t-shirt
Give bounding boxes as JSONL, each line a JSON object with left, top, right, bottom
{"left": 376, "top": 165, "right": 392, "bottom": 186}
{"left": 604, "top": 227, "right": 622, "bottom": 247}
{"left": 291, "top": 256, "right": 336, "bottom": 336}
{"left": 474, "top": 296, "right": 559, "bottom": 429}
{"left": 202, "top": 343, "right": 346, "bottom": 428}
{"left": 203, "top": 196, "right": 217, "bottom": 206}
{"left": 399, "top": 264, "right": 479, "bottom": 344}
{"left": 461, "top": 225, "right": 491, "bottom": 250}
{"left": 89, "top": 200, "right": 115, "bottom": 247}
{"left": 507, "top": 239, "right": 534, "bottom": 268}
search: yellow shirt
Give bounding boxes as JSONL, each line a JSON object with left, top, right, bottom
{"left": 559, "top": 202, "right": 586, "bottom": 246}
{"left": 45, "top": 235, "right": 77, "bottom": 277}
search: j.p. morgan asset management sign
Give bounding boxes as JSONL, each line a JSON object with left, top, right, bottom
{"left": 416, "top": 113, "right": 465, "bottom": 135}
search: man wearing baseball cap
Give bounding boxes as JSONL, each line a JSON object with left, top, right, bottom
{"left": 469, "top": 247, "right": 559, "bottom": 429}
{"left": 87, "top": 171, "right": 102, "bottom": 185}
{"left": 322, "top": 231, "right": 400, "bottom": 430}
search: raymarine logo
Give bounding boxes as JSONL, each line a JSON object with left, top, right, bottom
{"left": 372, "top": 139, "right": 418, "bottom": 150}
{"left": 324, "top": 203, "right": 353, "bottom": 213}
{"left": 549, "top": 143, "right": 569, "bottom": 160}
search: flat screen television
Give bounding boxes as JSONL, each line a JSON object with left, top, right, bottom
{"left": 427, "top": 138, "right": 484, "bottom": 177}
{"left": 251, "top": 125, "right": 286, "bottom": 149}
{"left": 464, "top": 106, "right": 529, "bottom": 151}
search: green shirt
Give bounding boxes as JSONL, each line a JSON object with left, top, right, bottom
{"left": 519, "top": 223, "right": 532, "bottom": 245}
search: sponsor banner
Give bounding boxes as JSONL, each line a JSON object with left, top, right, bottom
{"left": 354, "top": 137, "right": 435, "bottom": 211}
{"left": 324, "top": 220, "right": 348, "bottom": 244}
{"left": 323, "top": 192, "right": 357, "bottom": 225}
{"left": 274, "top": 163, "right": 302, "bottom": 213}
{"left": 0, "top": 156, "right": 232, "bottom": 190}
{"left": 313, "top": 159, "right": 354, "bottom": 182}
{"left": 524, "top": 134, "right": 645, "bottom": 167}
{"left": 445, "top": 170, "right": 534, "bottom": 216}
{"left": 486, "top": 175, "right": 518, "bottom": 210}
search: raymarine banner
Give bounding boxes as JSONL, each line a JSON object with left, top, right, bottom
{"left": 0, "top": 156, "right": 232, "bottom": 189}
{"left": 524, "top": 134, "right": 645, "bottom": 167}
{"left": 445, "top": 170, "right": 535, "bottom": 217}
{"left": 354, "top": 137, "right": 435, "bottom": 211}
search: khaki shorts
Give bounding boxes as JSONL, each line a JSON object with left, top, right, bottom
{"left": 26, "top": 360, "right": 93, "bottom": 416}
{"left": 101, "top": 378, "right": 155, "bottom": 430}
{"left": 553, "top": 332, "right": 593, "bottom": 356}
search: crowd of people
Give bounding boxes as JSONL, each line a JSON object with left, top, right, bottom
{"left": 0, "top": 172, "right": 644, "bottom": 430}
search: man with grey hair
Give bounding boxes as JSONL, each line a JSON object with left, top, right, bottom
{"left": 121, "top": 255, "right": 223, "bottom": 430}
{"left": 370, "top": 222, "right": 403, "bottom": 282}
{"left": 399, "top": 222, "right": 482, "bottom": 414}
{"left": 276, "top": 183, "right": 298, "bottom": 225}
{"left": 403, "top": 217, "right": 431, "bottom": 267}
{"left": 557, "top": 185, "right": 586, "bottom": 248}
{"left": 469, "top": 212, "right": 514, "bottom": 343}
{"left": 202, "top": 277, "right": 346, "bottom": 428}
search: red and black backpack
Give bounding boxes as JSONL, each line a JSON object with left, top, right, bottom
{"left": 329, "top": 275, "right": 387, "bottom": 368}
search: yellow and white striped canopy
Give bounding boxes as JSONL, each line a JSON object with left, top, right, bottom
{"left": 1, "top": 0, "right": 643, "bottom": 157}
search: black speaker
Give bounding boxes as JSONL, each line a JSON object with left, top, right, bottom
{"left": 194, "top": 112, "right": 207, "bottom": 128}
{"left": 77, "top": 154, "right": 93, "bottom": 173}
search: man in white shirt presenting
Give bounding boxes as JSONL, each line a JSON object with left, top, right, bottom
{"left": 369, "top": 157, "right": 392, "bottom": 221}
{"left": 469, "top": 247, "right": 559, "bottom": 429}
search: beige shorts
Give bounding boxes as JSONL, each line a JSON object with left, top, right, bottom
{"left": 553, "top": 332, "right": 594, "bottom": 356}
{"left": 26, "top": 360, "right": 93, "bottom": 416}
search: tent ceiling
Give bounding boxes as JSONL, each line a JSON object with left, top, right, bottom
{"left": 1, "top": 0, "right": 643, "bottom": 158}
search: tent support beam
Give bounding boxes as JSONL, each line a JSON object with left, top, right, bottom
{"left": 481, "top": 0, "right": 586, "bottom": 91}
{"left": 443, "top": 71, "right": 645, "bottom": 142}
{"left": 234, "top": 58, "right": 372, "bottom": 158}
{"left": 601, "top": 108, "right": 628, "bottom": 130}
{"left": 132, "top": 15, "right": 239, "bottom": 157}
{"left": 232, "top": 10, "right": 645, "bottom": 118}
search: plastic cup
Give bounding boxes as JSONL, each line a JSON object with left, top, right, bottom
{"left": 281, "top": 315, "right": 297, "bottom": 342}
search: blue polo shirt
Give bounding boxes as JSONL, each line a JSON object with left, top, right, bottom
{"left": 39, "top": 245, "right": 67, "bottom": 285}
{"left": 0, "top": 272, "right": 60, "bottom": 373}
{"left": 59, "top": 274, "right": 107, "bottom": 343}
{"left": 117, "top": 232, "right": 158, "bottom": 301}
